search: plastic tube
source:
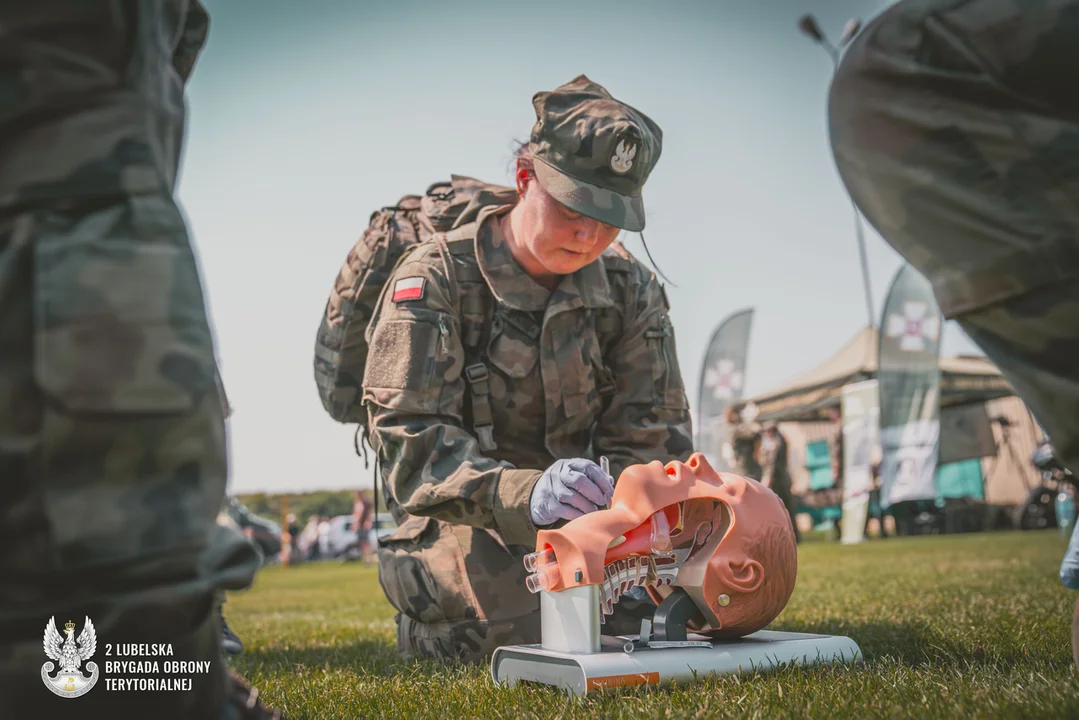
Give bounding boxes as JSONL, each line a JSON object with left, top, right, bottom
{"left": 523, "top": 547, "right": 556, "bottom": 573}
{"left": 650, "top": 510, "right": 674, "bottom": 556}
{"left": 524, "top": 562, "right": 561, "bottom": 594}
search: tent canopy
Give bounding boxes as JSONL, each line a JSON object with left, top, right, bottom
{"left": 747, "top": 326, "right": 1014, "bottom": 423}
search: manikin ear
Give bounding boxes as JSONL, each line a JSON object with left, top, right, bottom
{"left": 726, "top": 558, "right": 764, "bottom": 594}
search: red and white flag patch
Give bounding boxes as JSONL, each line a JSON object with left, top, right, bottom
{"left": 392, "top": 277, "right": 426, "bottom": 303}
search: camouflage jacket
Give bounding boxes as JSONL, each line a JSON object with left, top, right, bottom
{"left": 727, "top": 421, "right": 762, "bottom": 479}
{"left": 362, "top": 204, "right": 693, "bottom": 622}
{"left": 830, "top": 422, "right": 844, "bottom": 492}
{"left": 759, "top": 431, "right": 791, "bottom": 492}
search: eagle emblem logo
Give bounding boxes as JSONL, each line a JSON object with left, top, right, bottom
{"left": 610, "top": 140, "right": 637, "bottom": 174}
{"left": 42, "top": 616, "right": 99, "bottom": 698}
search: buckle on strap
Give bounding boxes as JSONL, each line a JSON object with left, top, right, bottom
{"left": 475, "top": 425, "right": 497, "bottom": 453}
{"left": 465, "top": 363, "right": 489, "bottom": 385}
{"left": 464, "top": 363, "right": 497, "bottom": 451}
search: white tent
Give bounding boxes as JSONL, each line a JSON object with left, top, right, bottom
{"left": 744, "top": 326, "right": 1043, "bottom": 506}
{"left": 748, "top": 326, "right": 1012, "bottom": 422}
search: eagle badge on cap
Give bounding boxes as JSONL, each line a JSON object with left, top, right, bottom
{"left": 610, "top": 140, "right": 637, "bottom": 174}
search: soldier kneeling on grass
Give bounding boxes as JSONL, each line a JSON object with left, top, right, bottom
{"left": 330, "top": 75, "right": 695, "bottom": 662}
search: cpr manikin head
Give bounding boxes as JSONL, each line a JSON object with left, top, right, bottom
{"left": 524, "top": 453, "right": 797, "bottom": 638}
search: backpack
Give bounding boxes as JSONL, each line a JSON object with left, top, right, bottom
{"left": 313, "top": 175, "right": 518, "bottom": 425}
{"left": 314, "top": 174, "right": 636, "bottom": 454}
{"left": 315, "top": 175, "right": 640, "bottom": 534}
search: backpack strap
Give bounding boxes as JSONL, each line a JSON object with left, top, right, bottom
{"left": 592, "top": 252, "right": 636, "bottom": 398}
{"left": 436, "top": 223, "right": 498, "bottom": 452}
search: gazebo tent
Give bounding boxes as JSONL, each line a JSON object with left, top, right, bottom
{"left": 743, "top": 326, "right": 1043, "bottom": 508}
{"left": 749, "top": 326, "right": 1014, "bottom": 422}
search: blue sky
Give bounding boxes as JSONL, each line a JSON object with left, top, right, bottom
{"left": 177, "top": 0, "right": 978, "bottom": 494}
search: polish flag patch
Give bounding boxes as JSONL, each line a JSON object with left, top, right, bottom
{"left": 392, "top": 277, "right": 426, "bottom": 302}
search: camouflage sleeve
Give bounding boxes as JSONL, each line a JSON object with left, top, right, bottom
{"left": 362, "top": 245, "right": 542, "bottom": 546}
{"left": 593, "top": 271, "right": 694, "bottom": 479}
{"left": 173, "top": 1, "right": 210, "bottom": 82}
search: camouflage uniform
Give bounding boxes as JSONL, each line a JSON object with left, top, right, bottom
{"left": 0, "top": 2, "right": 267, "bottom": 717}
{"left": 363, "top": 76, "right": 693, "bottom": 663}
{"left": 760, "top": 429, "right": 799, "bottom": 542}
{"left": 830, "top": 422, "right": 844, "bottom": 496}
{"left": 728, "top": 422, "right": 763, "bottom": 480}
{"left": 829, "top": 0, "right": 1079, "bottom": 480}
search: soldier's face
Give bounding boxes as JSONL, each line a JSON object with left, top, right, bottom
{"left": 518, "top": 173, "right": 621, "bottom": 276}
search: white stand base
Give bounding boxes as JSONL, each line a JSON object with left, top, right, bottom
{"left": 491, "top": 629, "right": 862, "bottom": 697}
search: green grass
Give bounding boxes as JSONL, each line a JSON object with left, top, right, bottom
{"left": 227, "top": 530, "right": 1079, "bottom": 719}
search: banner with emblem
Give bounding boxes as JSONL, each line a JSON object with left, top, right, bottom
{"left": 840, "top": 379, "right": 879, "bottom": 545}
{"left": 878, "top": 264, "right": 943, "bottom": 509}
{"left": 695, "top": 308, "right": 753, "bottom": 470}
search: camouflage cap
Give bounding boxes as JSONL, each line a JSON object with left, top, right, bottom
{"left": 529, "top": 75, "right": 662, "bottom": 232}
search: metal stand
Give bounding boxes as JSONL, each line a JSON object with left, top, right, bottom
{"left": 652, "top": 589, "right": 702, "bottom": 642}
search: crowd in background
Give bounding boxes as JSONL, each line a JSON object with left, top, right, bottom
{"left": 723, "top": 402, "right": 889, "bottom": 542}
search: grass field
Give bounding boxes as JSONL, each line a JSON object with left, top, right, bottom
{"left": 227, "top": 530, "right": 1079, "bottom": 719}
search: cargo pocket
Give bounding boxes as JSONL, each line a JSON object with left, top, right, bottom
{"left": 644, "top": 315, "right": 689, "bottom": 410}
{"left": 29, "top": 201, "right": 224, "bottom": 570}
{"left": 32, "top": 207, "right": 217, "bottom": 415}
{"left": 458, "top": 525, "right": 539, "bottom": 623}
{"left": 377, "top": 516, "right": 481, "bottom": 625}
{"left": 377, "top": 516, "right": 443, "bottom": 623}
{"left": 363, "top": 315, "right": 448, "bottom": 413}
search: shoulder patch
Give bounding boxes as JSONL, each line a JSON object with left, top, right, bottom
{"left": 392, "top": 277, "right": 427, "bottom": 303}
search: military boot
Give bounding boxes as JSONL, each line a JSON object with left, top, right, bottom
{"left": 219, "top": 594, "right": 245, "bottom": 657}
{"left": 221, "top": 609, "right": 244, "bottom": 657}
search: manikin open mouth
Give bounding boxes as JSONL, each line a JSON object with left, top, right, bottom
{"left": 523, "top": 453, "right": 798, "bottom": 638}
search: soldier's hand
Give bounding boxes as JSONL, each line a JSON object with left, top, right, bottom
{"left": 530, "top": 458, "right": 615, "bottom": 527}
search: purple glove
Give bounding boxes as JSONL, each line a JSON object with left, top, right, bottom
{"left": 530, "top": 458, "right": 615, "bottom": 527}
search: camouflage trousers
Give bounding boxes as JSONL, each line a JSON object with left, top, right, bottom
{"left": 0, "top": 2, "right": 261, "bottom": 716}
{"left": 380, "top": 517, "right": 657, "bottom": 663}
{"left": 830, "top": 0, "right": 1079, "bottom": 477}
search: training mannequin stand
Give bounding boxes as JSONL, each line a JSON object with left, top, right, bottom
{"left": 491, "top": 587, "right": 862, "bottom": 696}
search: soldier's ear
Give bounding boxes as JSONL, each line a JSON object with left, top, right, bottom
{"left": 515, "top": 162, "right": 532, "bottom": 195}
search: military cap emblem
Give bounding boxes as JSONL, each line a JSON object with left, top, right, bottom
{"left": 42, "top": 615, "right": 99, "bottom": 697}
{"left": 610, "top": 140, "right": 637, "bottom": 174}
{"left": 530, "top": 74, "right": 661, "bottom": 230}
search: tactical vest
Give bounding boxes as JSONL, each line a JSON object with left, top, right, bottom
{"left": 314, "top": 176, "right": 519, "bottom": 426}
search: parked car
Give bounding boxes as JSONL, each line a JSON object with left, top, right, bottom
{"left": 325, "top": 515, "right": 359, "bottom": 558}
{"left": 324, "top": 512, "right": 398, "bottom": 560}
